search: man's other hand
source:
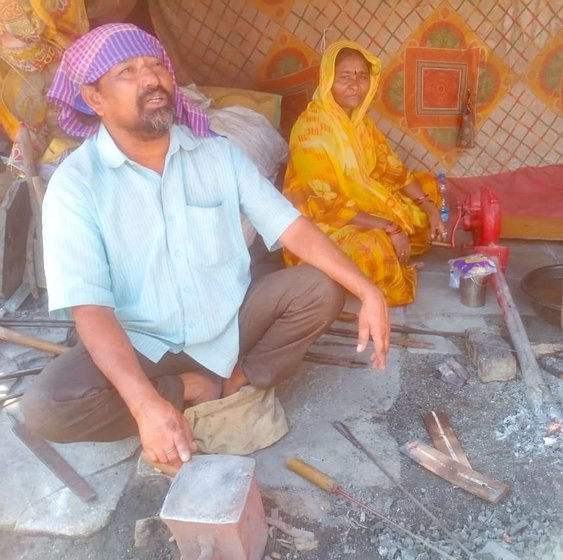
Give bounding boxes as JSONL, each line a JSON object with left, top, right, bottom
{"left": 356, "top": 285, "right": 390, "bottom": 370}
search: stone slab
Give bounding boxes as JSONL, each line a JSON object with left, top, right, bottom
{"left": 408, "top": 270, "right": 500, "bottom": 316}
{"left": 0, "top": 412, "right": 139, "bottom": 536}
{"left": 253, "top": 350, "right": 402, "bottom": 525}
{"left": 14, "top": 464, "right": 134, "bottom": 537}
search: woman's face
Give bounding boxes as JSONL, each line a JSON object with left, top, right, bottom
{"left": 331, "top": 51, "right": 370, "bottom": 116}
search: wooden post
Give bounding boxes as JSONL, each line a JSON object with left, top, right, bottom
{"left": 490, "top": 259, "right": 562, "bottom": 421}
{"left": 16, "top": 125, "right": 47, "bottom": 295}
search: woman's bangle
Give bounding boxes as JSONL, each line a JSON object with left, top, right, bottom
{"left": 383, "top": 223, "right": 403, "bottom": 236}
{"left": 413, "top": 193, "right": 431, "bottom": 205}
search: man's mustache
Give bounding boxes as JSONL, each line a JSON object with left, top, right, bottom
{"left": 138, "top": 86, "right": 173, "bottom": 106}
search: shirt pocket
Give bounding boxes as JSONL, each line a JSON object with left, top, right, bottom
{"left": 184, "top": 203, "right": 240, "bottom": 266}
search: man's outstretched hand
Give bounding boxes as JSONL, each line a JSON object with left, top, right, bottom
{"left": 356, "top": 285, "right": 390, "bottom": 370}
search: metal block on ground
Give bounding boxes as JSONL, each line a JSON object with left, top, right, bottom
{"left": 465, "top": 327, "right": 517, "bottom": 382}
{"left": 160, "top": 454, "right": 267, "bottom": 560}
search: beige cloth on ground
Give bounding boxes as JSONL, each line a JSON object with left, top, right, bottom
{"left": 183, "top": 386, "right": 288, "bottom": 455}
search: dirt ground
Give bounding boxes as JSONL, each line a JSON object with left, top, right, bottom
{"left": 1, "top": 313, "right": 561, "bottom": 560}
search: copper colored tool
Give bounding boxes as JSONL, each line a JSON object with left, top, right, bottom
{"left": 287, "top": 457, "right": 459, "bottom": 560}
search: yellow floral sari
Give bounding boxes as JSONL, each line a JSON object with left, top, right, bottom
{"left": 0, "top": 0, "right": 89, "bottom": 139}
{"left": 283, "top": 40, "right": 438, "bottom": 306}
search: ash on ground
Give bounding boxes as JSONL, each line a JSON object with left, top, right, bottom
{"left": 277, "top": 491, "right": 563, "bottom": 560}
{"left": 276, "top": 349, "right": 563, "bottom": 560}
{"left": 495, "top": 408, "right": 563, "bottom": 466}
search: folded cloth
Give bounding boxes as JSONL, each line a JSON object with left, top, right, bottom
{"left": 184, "top": 385, "right": 288, "bottom": 455}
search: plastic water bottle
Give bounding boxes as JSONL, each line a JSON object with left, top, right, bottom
{"left": 438, "top": 172, "right": 449, "bottom": 225}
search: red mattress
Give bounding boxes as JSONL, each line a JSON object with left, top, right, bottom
{"left": 447, "top": 164, "right": 563, "bottom": 240}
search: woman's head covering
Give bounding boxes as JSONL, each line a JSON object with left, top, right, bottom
{"left": 313, "top": 40, "right": 381, "bottom": 126}
{"left": 47, "top": 23, "right": 212, "bottom": 138}
{"left": 285, "top": 41, "right": 416, "bottom": 235}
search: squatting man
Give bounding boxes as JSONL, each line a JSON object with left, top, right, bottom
{"left": 21, "top": 24, "right": 390, "bottom": 472}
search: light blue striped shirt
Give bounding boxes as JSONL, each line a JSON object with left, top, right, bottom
{"left": 43, "top": 124, "right": 300, "bottom": 377}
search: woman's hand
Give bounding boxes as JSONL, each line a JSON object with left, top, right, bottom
{"left": 421, "top": 201, "right": 446, "bottom": 240}
{"left": 402, "top": 180, "right": 447, "bottom": 241}
{"left": 389, "top": 230, "right": 411, "bottom": 263}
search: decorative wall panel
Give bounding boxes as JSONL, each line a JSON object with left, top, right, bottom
{"left": 151, "top": 0, "right": 562, "bottom": 176}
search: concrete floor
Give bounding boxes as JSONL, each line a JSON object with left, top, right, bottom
{"left": 0, "top": 238, "right": 561, "bottom": 538}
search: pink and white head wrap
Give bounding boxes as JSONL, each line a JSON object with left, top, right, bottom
{"left": 47, "top": 23, "right": 212, "bottom": 139}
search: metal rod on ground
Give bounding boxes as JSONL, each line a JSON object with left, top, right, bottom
{"left": 0, "top": 367, "right": 42, "bottom": 381}
{"left": 0, "top": 319, "right": 74, "bottom": 328}
{"left": 303, "top": 352, "right": 367, "bottom": 368}
{"left": 490, "top": 259, "right": 563, "bottom": 422}
{"left": 315, "top": 338, "right": 435, "bottom": 351}
{"left": 287, "top": 458, "right": 458, "bottom": 560}
{"left": 0, "top": 392, "right": 24, "bottom": 407}
{"left": 390, "top": 324, "right": 463, "bottom": 338}
{"left": 328, "top": 325, "right": 459, "bottom": 340}
{"left": 332, "top": 421, "right": 477, "bottom": 560}
{"left": 337, "top": 313, "right": 462, "bottom": 338}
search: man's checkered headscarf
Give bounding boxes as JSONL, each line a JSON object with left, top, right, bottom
{"left": 47, "top": 23, "right": 211, "bottom": 139}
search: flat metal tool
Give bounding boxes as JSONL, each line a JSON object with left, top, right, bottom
{"left": 8, "top": 413, "right": 97, "bottom": 503}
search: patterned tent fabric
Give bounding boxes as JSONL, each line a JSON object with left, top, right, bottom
{"left": 149, "top": 0, "right": 562, "bottom": 178}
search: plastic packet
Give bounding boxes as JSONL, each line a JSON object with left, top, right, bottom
{"left": 448, "top": 254, "right": 497, "bottom": 288}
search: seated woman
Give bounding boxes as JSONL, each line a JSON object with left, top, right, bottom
{"left": 283, "top": 40, "right": 445, "bottom": 306}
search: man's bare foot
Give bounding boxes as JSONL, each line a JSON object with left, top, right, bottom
{"left": 412, "top": 261, "right": 425, "bottom": 271}
{"left": 221, "top": 364, "right": 249, "bottom": 398}
{"left": 178, "top": 371, "right": 221, "bottom": 405}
